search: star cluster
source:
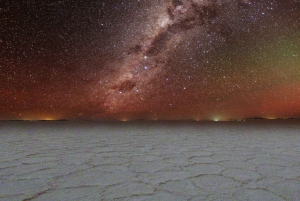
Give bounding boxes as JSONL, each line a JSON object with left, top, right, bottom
{"left": 1, "top": 0, "right": 300, "bottom": 120}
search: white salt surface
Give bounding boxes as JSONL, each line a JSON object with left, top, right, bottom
{"left": 0, "top": 120, "right": 300, "bottom": 201}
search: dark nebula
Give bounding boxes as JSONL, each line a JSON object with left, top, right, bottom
{"left": 1, "top": 0, "right": 300, "bottom": 120}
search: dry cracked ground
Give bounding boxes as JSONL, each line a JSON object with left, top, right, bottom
{"left": 0, "top": 120, "right": 300, "bottom": 201}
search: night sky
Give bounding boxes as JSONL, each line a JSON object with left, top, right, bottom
{"left": 1, "top": 0, "right": 300, "bottom": 121}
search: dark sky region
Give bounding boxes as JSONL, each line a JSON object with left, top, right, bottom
{"left": 1, "top": 0, "right": 300, "bottom": 121}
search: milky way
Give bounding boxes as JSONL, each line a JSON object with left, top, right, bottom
{"left": 102, "top": 0, "right": 219, "bottom": 114}
{"left": 1, "top": 0, "right": 300, "bottom": 120}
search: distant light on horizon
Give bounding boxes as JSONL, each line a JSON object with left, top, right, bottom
{"left": 44, "top": 118, "right": 55, "bottom": 121}
{"left": 19, "top": 115, "right": 57, "bottom": 121}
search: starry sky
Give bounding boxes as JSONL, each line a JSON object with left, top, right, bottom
{"left": 1, "top": 0, "right": 300, "bottom": 121}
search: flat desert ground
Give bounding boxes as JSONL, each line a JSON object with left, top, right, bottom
{"left": 0, "top": 120, "right": 300, "bottom": 201}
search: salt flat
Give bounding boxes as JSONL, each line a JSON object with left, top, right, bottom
{"left": 0, "top": 120, "right": 300, "bottom": 201}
